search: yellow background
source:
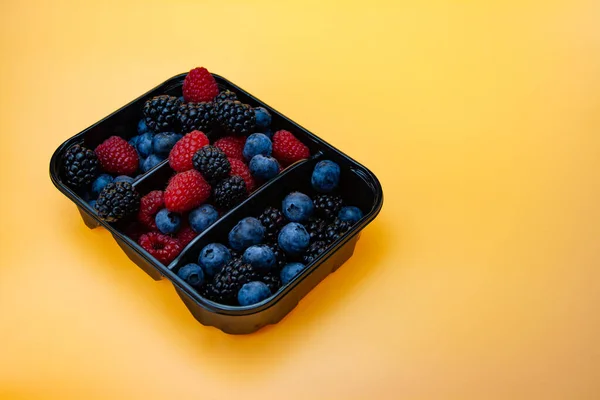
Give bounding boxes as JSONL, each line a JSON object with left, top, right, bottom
{"left": 1, "top": 0, "right": 599, "bottom": 398}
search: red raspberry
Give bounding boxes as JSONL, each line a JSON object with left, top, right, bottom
{"left": 177, "top": 223, "right": 198, "bottom": 248}
{"left": 214, "top": 136, "right": 246, "bottom": 160}
{"left": 164, "top": 170, "right": 211, "bottom": 213}
{"left": 137, "top": 190, "right": 164, "bottom": 230}
{"left": 272, "top": 130, "right": 310, "bottom": 166}
{"left": 229, "top": 158, "right": 256, "bottom": 193}
{"left": 138, "top": 232, "right": 182, "bottom": 265}
{"left": 95, "top": 136, "right": 139, "bottom": 175}
{"left": 168, "top": 130, "right": 209, "bottom": 172}
{"left": 182, "top": 67, "right": 219, "bottom": 103}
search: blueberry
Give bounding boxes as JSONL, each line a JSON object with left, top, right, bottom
{"left": 254, "top": 107, "right": 272, "bottom": 130}
{"left": 128, "top": 135, "right": 141, "bottom": 148}
{"left": 243, "top": 133, "right": 272, "bottom": 161}
{"left": 243, "top": 245, "right": 276, "bottom": 271}
{"left": 137, "top": 119, "right": 150, "bottom": 135}
{"left": 311, "top": 160, "right": 340, "bottom": 193}
{"left": 88, "top": 199, "right": 97, "bottom": 210}
{"left": 237, "top": 281, "right": 271, "bottom": 306}
{"left": 142, "top": 154, "right": 163, "bottom": 173}
{"left": 280, "top": 262, "right": 307, "bottom": 285}
{"left": 153, "top": 132, "right": 183, "bottom": 157}
{"left": 338, "top": 206, "right": 363, "bottom": 224}
{"left": 282, "top": 192, "right": 314, "bottom": 222}
{"left": 278, "top": 222, "right": 310, "bottom": 255}
{"left": 228, "top": 217, "right": 265, "bottom": 251}
{"left": 137, "top": 132, "right": 154, "bottom": 158}
{"left": 198, "top": 243, "right": 231, "bottom": 276}
{"left": 155, "top": 208, "right": 181, "bottom": 234}
{"left": 91, "top": 174, "right": 114, "bottom": 198}
{"left": 114, "top": 175, "right": 134, "bottom": 184}
{"left": 189, "top": 204, "right": 219, "bottom": 233}
{"left": 177, "top": 263, "right": 204, "bottom": 288}
{"left": 249, "top": 155, "right": 279, "bottom": 180}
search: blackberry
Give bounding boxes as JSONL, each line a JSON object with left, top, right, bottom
{"left": 305, "top": 217, "right": 327, "bottom": 242}
{"left": 213, "top": 176, "right": 247, "bottom": 210}
{"left": 257, "top": 207, "right": 286, "bottom": 243}
{"left": 177, "top": 102, "right": 216, "bottom": 134}
{"left": 313, "top": 194, "right": 343, "bottom": 220}
{"left": 265, "top": 243, "right": 287, "bottom": 269}
{"left": 192, "top": 145, "right": 230, "bottom": 184}
{"left": 205, "top": 258, "right": 260, "bottom": 305}
{"left": 215, "top": 100, "right": 256, "bottom": 136}
{"left": 214, "top": 90, "right": 237, "bottom": 103}
{"left": 95, "top": 182, "right": 140, "bottom": 222}
{"left": 143, "top": 95, "right": 181, "bottom": 132}
{"left": 303, "top": 240, "right": 328, "bottom": 265}
{"left": 62, "top": 144, "right": 99, "bottom": 189}
{"left": 325, "top": 218, "right": 352, "bottom": 244}
{"left": 260, "top": 272, "right": 282, "bottom": 294}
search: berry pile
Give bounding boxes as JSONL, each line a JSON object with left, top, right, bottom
{"left": 61, "top": 66, "right": 314, "bottom": 266}
{"left": 175, "top": 160, "right": 364, "bottom": 307}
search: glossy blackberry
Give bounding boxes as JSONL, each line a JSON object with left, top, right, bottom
{"left": 143, "top": 95, "right": 181, "bottom": 132}
{"left": 214, "top": 90, "right": 237, "bottom": 103}
{"left": 213, "top": 176, "right": 247, "bottom": 210}
{"left": 305, "top": 217, "right": 328, "bottom": 242}
{"left": 62, "top": 144, "right": 99, "bottom": 188}
{"left": 216, "top": 100, "right": 256, "bottom": 136}
{"left": 95, "top": 182, "right": 140, "bottom": 222}
{"left": 265, "top": 243, "right": 287, "bottom": 269}
{"left": 177, "top": 102, "right": 216, "bottom": 134}
{"left": 260, "top": 272, "right": 282, "bottom": 294}
{"left": 325, "top": 218, "right": 352, "bottom": 244}
{"left": 257, "top": 207, "right": 286, "bottom": 243}
{"left": 303, "top": 240, "right": 329, "bottom": 265}
{"left": 192, "top": 145, "right": 230, "bottom": 184}
{"left": 205, "top": 258, "right": 260, "bottom": 305}
{"left": 313, "top": 194, "right": 343, "bottom": 220}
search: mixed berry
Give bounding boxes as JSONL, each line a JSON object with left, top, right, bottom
{"left": 61, "top": 66, "right": 312, "bottom": 266}
{"left": 175, "top": 160, "right": 365, "bottom": 307}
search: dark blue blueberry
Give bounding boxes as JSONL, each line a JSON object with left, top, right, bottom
{"left": 153, "top": 132, "right": 183, "bottom": 157}
{"left": 177, "top": 263, "right": 204, "bottom": 288}
{"left": 278, "top": 222, "right": 310, "bottom": 255}
{"left": 91, "top": 174, "right": 114, "bottom": 198}
{"left": 249, "top": 155, "right": 279, "bottom": 180}
{"left": 242, "top": 245, "right": 276, "bottom": 271}
{"left": 243, "top": 133, "right": 272, "bottom": 161}
{"left": 114, "top": 175, "right": 134, "bottom": 184}
{"left": 338, "top": 206, "right": 363, "bottom": 224}
{"left": 237, "top": 281, "right": 271, "bottom": 306}
{"left": 198, "top": 243, "right": 231, "bottom": 277}
{"left": 137, "top": 119, "right": 150, "bottom": 135}
{"left": 155, "top": 208, "right": 182, "bottom": 234}
{"left": 128, "top": 135, "right": 141, "bottom": 148}
{"left": 311, "top": 160, "right": 340, "bottom": 193}
{"left": 142, "top": 154, "right": 163, "bottom": 173}
{"left": 254, "top": 107, "right": 272, "bottom": 130}
{"left": 189, "top": 204, "right": 219, "bottom": 233}
{"left": 228, "top": 217, "right": 265, "bottom": 251}
{"left": 282, "top": 192, "right": 314, "bottom": 222}
{"left": 280, "top": 262, "right": 307, "bottom": 285}
{"left": 137, "top": 132, "right": 154, "bottom": 158}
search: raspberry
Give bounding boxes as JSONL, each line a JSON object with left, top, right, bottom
{"left": 214, "top": 136, "right": 246, "bottom": 160}
{"left": 272, "top": 130, "right": 310, "bottom": 166}
{"left": 137, "top": 190, "right": 164, "bottom": 230}
{"left": 182, "top": 67, "right": 219, "bottom": 103}
{"left": 168, "top": 130, "right": 209, "bottom": 172}
{"left": 164, "top": 170, "right": 211, "bottom": 213}
{"left": 95, "top": 136, "right": 139, "bottom": 175}
{"left": 138, "top": 232, "right": 182, "bottom": 265}
{"left": 177, "top": 224, "right": 198, "bottom": 248}
{"left": 229, "top": 158, "right": 256, "bottom": 193}
{"left": 124, "top": 222, "right": 148, "bottom": 243}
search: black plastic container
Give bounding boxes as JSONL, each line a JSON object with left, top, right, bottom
{"left": 49, "top": 73, "right": 383, "bottom": 334}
